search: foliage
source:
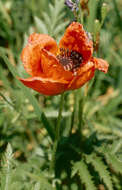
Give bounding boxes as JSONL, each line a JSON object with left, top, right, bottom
{"left": 0, "top": 0, "right": 122, "bottom": 189}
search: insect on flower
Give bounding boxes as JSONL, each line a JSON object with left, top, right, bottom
{"left": 19, "top": 22, "right": 109, "bottom": 96}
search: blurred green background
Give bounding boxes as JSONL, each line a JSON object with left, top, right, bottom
{"left": 0, "top": 0, "right": 122, "bottom": 189}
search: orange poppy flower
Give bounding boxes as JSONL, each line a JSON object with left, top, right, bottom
{"left": 19, "top": 22, "right": 109, "bottom": 96}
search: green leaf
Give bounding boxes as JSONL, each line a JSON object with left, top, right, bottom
{"left": 1, "top": 144, "right": 13, "bottom": 190}
{"left": 36, "top": 0, "right": 69, "bottom": 37}
{"left": 53, "top": 21, "right": 69, "bottom": 36}
{"left": 34, "top": 182, "right": 41, "bottom": 190}
{"left": 104, "top": 152, "right": 122, "bottom": 175}
{"left": 5, "top": 143, "right": 13, "bottom": 161}
{"left": 34, "top": 16, "right": 48, "bottom": 34}
{"left": 112, "top": 174, "right": 122, "bottom": 190}
{"left": 110, "top": 139, "right": 122, "bottom": 154}
{"left": 0, "top": 65, "right": 12, "bottom": 92}
{"left": 72, "top": 160, "right": 97, "bottom": 190}
{"left": 42, "top": 12, "right": 51, "bottom": 29}
{"left": 22, "top": 171, "right": 55, "bottom": 190}
{"left": 86, "top": 154, "right": 113, "bottom": 190}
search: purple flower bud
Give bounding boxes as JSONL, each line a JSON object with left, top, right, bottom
{"left": 65, "top": 0, "right": 74, "bottom": 8}
{"left": 65, "top": 0, "right": 79, "bottom": 12}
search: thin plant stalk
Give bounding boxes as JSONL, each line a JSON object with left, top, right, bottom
{"left": 78, "top": 97, "right": 83, "bottom": 133}
{"left": 78, "top": 84, "right": 89, "bottom": 134}
{"left": 0, "top": 92, "right": 14, "bottom": 108}
{"left": 70, "top": 90, "right": 79, "bottom": 134}
{"left": 78, "top": 1, "right": 84, "bottom": 24}
{"left": 50, "top": 93, "right": 64, "bottom": 173}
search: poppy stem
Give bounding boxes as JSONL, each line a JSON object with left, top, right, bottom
{"left": 78, "top": 96, "right": 83, "bottom": 133}
{"left": 50, "top": 93, "right": 64, "bottom": 174}
{"left": 70, "top": 90, "right": 79, "bottom": 134}
{"left": 78, "top": 87, "right": 86, "bottom": 134}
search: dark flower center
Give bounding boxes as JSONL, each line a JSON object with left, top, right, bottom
{"left": 57, "top": 48, "right": 83, "bottom": 74}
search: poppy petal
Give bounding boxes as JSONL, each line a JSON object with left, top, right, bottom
{"left": 40, "top": 49, "right": 73, "bottom": 81}
{"left": 92, "top": 57, "right": 109, "bottom": 73}
{"left": 68, "top": 61, "right": 95, "bottom": 90}
{"left": 28, "top": 33, "right": 58, "bottom": 55}
{"left": 59, "top": 22, "right": 93, "bottom": 61}
{"left": 21, "top": 33, "right": 58, "bottom": 77}
{"left": 19, "top": 77, "right": 68, "bottom": 96}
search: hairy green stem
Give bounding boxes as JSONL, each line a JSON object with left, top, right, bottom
{"left": 70, "top": 91, "right": 79, "bottom": 134}
{"left": 50, "top": 93, "right": 64, "bottom": 174}
{"left": 77, "top": 89, "right": 84, "bottom": 135}
{"left": 78, "top": 97, "right": 83, "bottom": 133}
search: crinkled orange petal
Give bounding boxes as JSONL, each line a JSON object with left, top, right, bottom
{"left": 68, "top": 61, "right": 95, "bottom": 90}
{"left": 59, "top": 22, "right": 93, "bottom": 61}
{"left": 19, "top": 77, "right": 68, "bottom": 96}
{"left": 28, "top": 33, "right": 58, "bottom": 55}
{"left": 40, "top": 49, "right": 73, "bottom": 81}
{"left": 21, "top": 33, "right": 58, "bottom": 77}
{"left": 92, "top": 57, "right": 109, "bottom": 73}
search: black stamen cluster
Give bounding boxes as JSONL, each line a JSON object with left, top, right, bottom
{"left": 70, "top": 50, "right": 83, "bottom": 69}
{"left": 57, "top": 48, "right": 83, "bottom": 72}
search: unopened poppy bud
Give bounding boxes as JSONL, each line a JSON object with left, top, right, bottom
{"left": 101, "top": 3, "right": 108, "bottom": 24}
{"left": 94, "top": 19, "right": 101, "bottom": 34}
